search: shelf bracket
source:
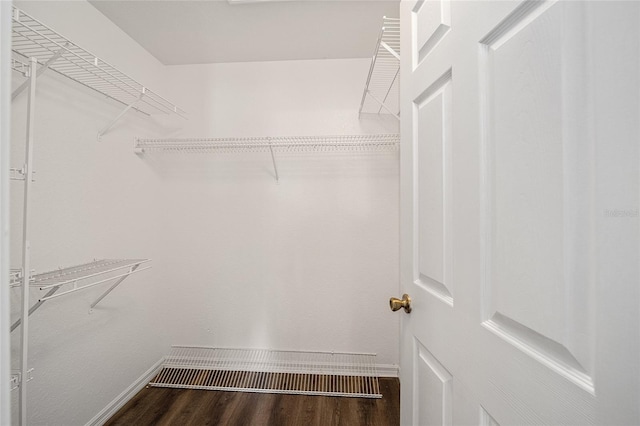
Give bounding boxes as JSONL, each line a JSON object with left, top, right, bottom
{"left": 10, "top": 369, "right": 34, "bottom": 391}
{"left": 11, "top": 45, "right": 67, "bottom": 101}
{"left": 365, "top": 90, "right": 400, "bottom": 121}
{"left": 10, "top": 167, "right": 35, "bottom": 182}
{"left": 97, "top": 91, "right": 144, "bottom": 141}
{"left": 377, "top": 67, "right": 400, "bottom": 115}
{"left": 88, "top": 263, "right": 140, "bottom": 313}
{"left": 380, "top": 41, "right": 400, "bottom": 61}
{"left": 10, "top": 286, "right": 61, "bottom": 333}
{"left": 10, "top": 373, "right": 20, "bottom": 391}
{"left": 267, "top": 138, "right": 280, "bottom": 183}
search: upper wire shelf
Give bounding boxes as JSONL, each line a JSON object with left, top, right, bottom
{"left": 359, "top": 17, "right": 400, "bottom": 120}
{"left": 11, "top": 6, "right": 186, "bottom": 118}
{"left": 134, "top": 134, "right": 400, "bottom": 154}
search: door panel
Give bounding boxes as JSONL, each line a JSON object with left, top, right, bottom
{"left": 480, "top": 407, "right": 500, "bottom": 426}
{"left": 413, "top": 0, "right": 451, "bottom": 68}
{"left": 415, "top": 70, "right": 453, "bottom": 304}
{"left": 480, "top": 0, "right": 594, "bottom": 392}
{"left": 400, "top": 1, "right": 639, "bottom": 425}
{"left": 414, "top": 338, "right": 453, "bottom": 426}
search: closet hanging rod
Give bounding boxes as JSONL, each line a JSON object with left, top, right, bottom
{"left": 11, "top": 6, "right": 186, "bottom": 119}
{"left": 134, "top": 134, "right": 400, "bottom": 154}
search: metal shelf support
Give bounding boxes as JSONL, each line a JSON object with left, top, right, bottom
{"left": 11, "top": 45, "right": 65, "bottom": 101}
{"left": 89, "top": 263, "right": 140, "bottom": 313}
{"left": 17, "top": 56, "right": 38, "bottom": 426}
{"left": 267, "top": 138, "right": 280, "bottom": 183}
{"left": 97, "top": 92, "right": 144, "bottom": 141}
{"left": 364, "top": 90, "right": 400, "bottom": 120}
{"left": 10, "top": 287, "right": 59, "bottom": 333}
{"left": 10, "top": 369, "right": 33, "bottom": 392}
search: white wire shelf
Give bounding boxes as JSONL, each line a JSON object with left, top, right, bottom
{"left": 150, "top": 346, "right": 382, "bottom": 399}
{"left": 359, "top": 17, "right": 400, "bottom": 119}
{"left": 30, "top": 259, "right": 151, "bottom": 299}
{"left": 11, "top": 6, "right": 186, "bottom": 118}
{"left": 10, "top": 259, "right": 150, "bottom": 332}
{"left": 135, "top": 134, "right": 398, "bottom": 182}
{"left": 134, "top": 134, "right": 400, "bottom": 154}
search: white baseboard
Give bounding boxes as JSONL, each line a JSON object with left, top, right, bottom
{"left": 376, "top": 363, "right": 399, "bottom": 378}
{"left": 85, "top": 357, "right": 165, "bottom": 426}
{"left": 85, "top": 357, "right": 397, "bottom": 425}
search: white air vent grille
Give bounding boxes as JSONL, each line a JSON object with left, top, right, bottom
{"left": 149, "top": 346, "right": 382, "bottom": 399}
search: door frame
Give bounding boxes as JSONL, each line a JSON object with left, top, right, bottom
{"left": 1, "top": 1, "right": 12, "bottom": 423}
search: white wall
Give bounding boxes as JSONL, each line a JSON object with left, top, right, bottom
{"left": 158, "top": 59, "right": 400, "bottom": 360}
{"left": 9, "top": 2, "right": 400, "bottom": 425}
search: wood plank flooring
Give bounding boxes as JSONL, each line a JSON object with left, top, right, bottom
{"left": 105, "top": 377, "right": 400, "bottom": 426}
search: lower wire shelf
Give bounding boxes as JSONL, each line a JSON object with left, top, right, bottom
{"left": 30, "top": 258, "right": 151, "bottom": 301}
{"left": 10, "top": 259, "right": 151, "bottom": 332}
{"left": 149, "top": 346, "right": 382, "bottom": 399}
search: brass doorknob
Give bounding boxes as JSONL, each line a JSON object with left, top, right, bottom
{"left": 389, "top": 294, "right": 411, "bottom": 313}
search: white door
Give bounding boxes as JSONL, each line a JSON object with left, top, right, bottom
{"left": 398, "top": 1, "right": 639, "bottom": 424}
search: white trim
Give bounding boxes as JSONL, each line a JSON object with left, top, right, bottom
{"left": 85, "top": 358, "right": 164, "bottom": 426}
{"left": 85, "top": 357, "right": 397, "bottom": 426}
{"left": 0, "top": 2, "right": 12, "bottom": 424}
{"left": 376, "top": 363, "right": 400, "bottom": 378}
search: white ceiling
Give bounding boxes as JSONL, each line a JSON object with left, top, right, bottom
{"left": 89, "top": 0, "right": 400, "bottom": 65}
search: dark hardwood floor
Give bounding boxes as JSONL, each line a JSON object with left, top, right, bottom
{"left": 105, "top": 377, "right": 400, "bottom": 426}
